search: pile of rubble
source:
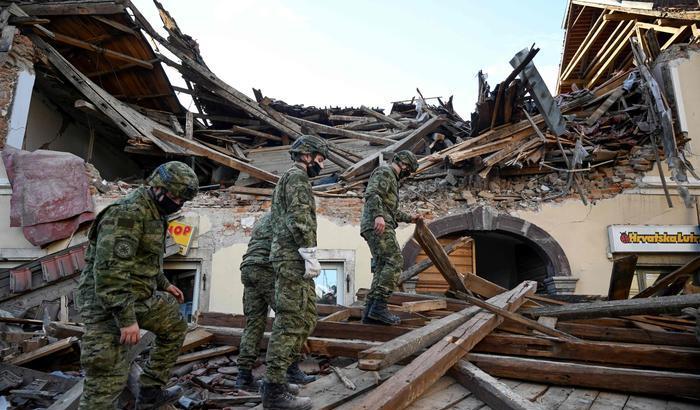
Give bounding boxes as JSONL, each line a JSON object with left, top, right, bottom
{"left": 3, "top": 1, "right": 695, "bottom": 215}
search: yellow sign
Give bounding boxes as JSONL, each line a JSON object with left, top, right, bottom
{"left": 168, "top": 221, "right": 195, "bottom": 256}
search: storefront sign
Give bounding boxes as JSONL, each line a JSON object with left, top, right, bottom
{"left": 168, "top": 221, "right": 195, "bottom": 256}
{"left": 608, "top": 225, "right": 700, "bottom": 253}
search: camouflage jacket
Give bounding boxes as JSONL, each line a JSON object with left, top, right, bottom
{"left": 76, "top": 186, "right": 172, "bottom": 327}
{"left": 269, "top": 165, "right": 317, "bottom": 261}
{"left": 361, "top": 165, "right": 412, "bottom": 233}
{"left": 240, "top": 213, "right": 272, "bottom": 269}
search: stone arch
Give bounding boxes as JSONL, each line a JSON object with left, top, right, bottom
{"left": 403, "top": 206, "right": 572, "bottom": 292}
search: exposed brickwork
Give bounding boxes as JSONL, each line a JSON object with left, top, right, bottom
{"left": 0, "top": 32, "right": 38, "bottom": 149}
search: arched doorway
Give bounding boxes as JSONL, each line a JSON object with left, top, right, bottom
{"left": 403, "top": 206, "right": 574, "bottom": 294}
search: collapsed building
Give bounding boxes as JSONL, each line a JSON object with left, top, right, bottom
{"left": 0, "top": 0, "right": 698, "bottom": 409}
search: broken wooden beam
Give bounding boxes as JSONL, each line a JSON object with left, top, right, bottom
{"left": 9, "top": 336, "right": 78, "bottom": 366}
{"left": 153, "top": 129, "right": 280, "bottom": 183}
{"left": 397, "top": 299, "right": 447, "bottom": 313}
{"left": 467, "top": 353, "right": 700, "bottom": 399}
{"left": 175, "top": 345, "right": 237, "bottom": 365}
{"left": 287, "top": 115, "right": 394, "bottom": 146}
{"left": 607, "top": 255, "right": 637, "bottom": 300}
{"left": 397, "top": 236, "right": 471, "bottom": 286}
{"left": 358, "top": 294, "right": 499, "bottom": 371}
{"left": 523, "top": 293, "right": 700, "bottom": 320}
{"left": 634, "top": 255, "right": 700, "bottom": 298}
{"left": 355, "top": 281, "right": 536, "bottom": 409}
{"left": 474, "top": 332, "right": 700, "bottom": 372}
{"left": 340, "top": 116, "right": 445, "bottom": 181}
{"left": 556, "top": 322, "right": 699, "bottom": 347}
{"left": 180, "top": 328, "right": 214, "bottom": 352}
{"left": 360, "top": 105, "right": 408, "bottom": 130}
{"left": 413, "top": 220, "right": 505, "bottom": 297}
{"left": 454, "top": 291, "right": 579, "bottom": 341}
{"left": 449, "top": 360, "right": 541, "bottom": 410}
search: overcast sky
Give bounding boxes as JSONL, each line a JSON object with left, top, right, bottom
{"left": 132, "top": 0, "right": 568, "bottom": 118}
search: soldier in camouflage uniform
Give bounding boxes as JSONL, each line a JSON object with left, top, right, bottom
{"left": 262, "top": 136, "right": 328, "bottom": 410}
{"left": 76, "top": 161, "right": 198, "bottom": 409}
{"left": 235, "top": 213, "right": 314, "bottom": 394}
{"left": 361, "top": 151, "right": 421, "bottom": 325}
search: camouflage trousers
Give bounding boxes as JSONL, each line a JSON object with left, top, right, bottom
{"left": 79, "top": 291, "right": 187, "bottom": 410}
{"left": 237, "top": 263, "right": 276, "bottom": 370}
{"left": 264, "top": 259, "right": 317, "bottom": 384}
{"left": 363, "top": 228, "right": 404, "bottom": 302}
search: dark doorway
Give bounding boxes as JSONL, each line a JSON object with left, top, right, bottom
{"left": 468, "top": 232, "right": 548, "bottom": 290}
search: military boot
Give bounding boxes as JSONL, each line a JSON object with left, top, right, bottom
{"left": 361, "top": 299, "right": 381, "bottom": 324}
{"left": 286, "top": 361, "right": 316, "bottom": 384}
{"left": 262, "top": 381, "right": 312, "bottom": 410}
{"left": 235, "top": 368, "right": 259, "bottom": 392}
{"left": 367, "top": 299, "right": 401, "bottom": 325}
{"left": 136, "top": 385, "right": 183, "bottom": 409}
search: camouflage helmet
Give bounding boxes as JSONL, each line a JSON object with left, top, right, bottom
{"left": 147, "top": 161, "right": 199, "bottom": 201}
{"left": 289, "top": 135, "right": 329, "bottom": 160}
{"left": 393, "top": 150, "right": 419, "bottom": 173}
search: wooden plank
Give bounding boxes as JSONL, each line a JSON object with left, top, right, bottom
{"left": 340, "top": 116, "right": 445, "bottom": 180}
{"left": 153, "top": 129, "right": 280, "bottom": 183}
{"left": 33, "top": 25, "right": 153, "bottom": 69}
{"left": 361, "top": 105, "right": 408, "bottom": 130}
{"left": 468, "top": 353, "right": 700, "bottom": 399}
{"left": 608, "top": 255, "right": 638, "bottom": 300}
{"left": 9, "top": 337, "right": 78, "bottom": 365}
{"left": 408, "top": 377, "right": 472, "bottom": 410}
{"left": 19, "top": 2, "right": 126, "bottom": 16}
{"left": 185, "top": 111, "right": 193, "bottom": 140}
{"left": 91, "top": 15, "right": 136, "bottom": 35}
{"left": 412, "top": 221, "right": 469, "bottom": 294}
{"left": 175, "top": 345, "right": 237, "bottom": 365}
{"left": 180, "top": 328, "right": 214, "bottom": 352}
{"left": 355, "top": 281, "right": 536, "bottom": 409}
{"left": 473, "top": 333, "right": 700, "bottom": 371}
{"left": 359, "top": 297, "right": 490, "bottom": 370}
{"left": 557, "top": 388, "right": 599, "bottom": 410}
{"left": 229, "top": 125, "right": 282, "bottom": 142}
{"left": 561, "top": 10, "right": 608, "bottom": 81}
{"left": 287, "top": 115, "right": 393, "bottom": 145}
{"left": 398, "top": 237, "right": 472, "bottom": 286}
{"left": 623, "top": 395, "right": 668, "bottom": 410}
{"left": 357, "top": 303, "right": 483, "bottom": 371}
{"left": 455, "top": 291, "right": 579, "bottom": 341}
{"left": 634, "top": 256, "right": 700, "bottom": 298}
{"left": 319, "top": 309, "right": 352, "bottom": 322}
{"left": 449, "top": 360, "right": 542, "bottom": 410}
{"left": 588, "top": 391, "right": 628, "bottom": 410}
{"left": 524, "top": 293, "right": 700, "bottom": 320}
{"left": 556, "top": 322, "right": 699, "bottom": 347}
{"left": 534, "top": 386, "right": 574, "bottom": 409}
{"left": 398, "top": 299, "right": 447, "bottom": 313}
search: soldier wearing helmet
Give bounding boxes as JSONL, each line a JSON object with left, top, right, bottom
{"left": 360, "top": 150, "right": 422, "bottom": 325}
{"left": 76, "top": 161, "right": 198, "bottom": 409}
{"left": 261, "top": 136, "right": 327, "bottom": 409}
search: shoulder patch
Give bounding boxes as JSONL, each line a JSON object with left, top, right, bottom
{"left": 114, "top": 239, "right": 136, "bottom": 259}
